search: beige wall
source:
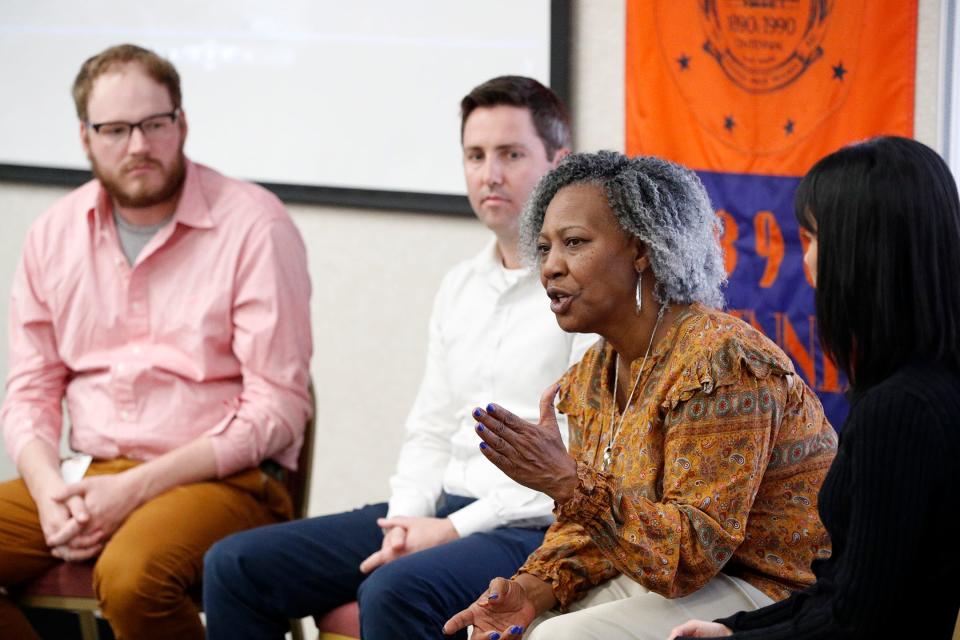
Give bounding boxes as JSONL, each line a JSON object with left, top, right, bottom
{"left": 0, "top": 2, "right": 948, "bottom": 520}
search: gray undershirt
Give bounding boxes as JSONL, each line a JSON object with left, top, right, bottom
{"left": 113, "top": 212, "right": 173, "bottom": 265}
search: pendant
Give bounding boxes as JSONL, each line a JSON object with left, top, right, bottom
{"left": 602, "top": 446, "right": 612, "bottom": 469}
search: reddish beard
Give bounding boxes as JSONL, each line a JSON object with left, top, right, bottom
{"left": 91, "top": 148, "right": 187, "bottom": 209}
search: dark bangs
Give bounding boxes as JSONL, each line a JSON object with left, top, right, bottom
{"left": 796, "top": 136, "right": 960, "bottom": 390}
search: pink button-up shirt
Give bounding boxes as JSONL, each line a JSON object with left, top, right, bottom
{"left": 2, "top": 160, "right": 312, "bottom": 477}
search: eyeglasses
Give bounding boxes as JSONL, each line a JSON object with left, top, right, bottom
{"left": 87, "top": 110, "right": 180, "bottom": 145}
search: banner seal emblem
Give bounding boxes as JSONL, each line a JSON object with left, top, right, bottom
{"left": 700, "top": 0, "right": 831, "bottom": 94}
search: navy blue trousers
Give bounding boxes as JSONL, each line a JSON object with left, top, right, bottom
{"left": 203, "top": 496, "right": 545, "bottom": 640}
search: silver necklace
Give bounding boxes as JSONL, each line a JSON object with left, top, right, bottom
{"left": 603, "top": 304, "right": 667, "bottom": 470}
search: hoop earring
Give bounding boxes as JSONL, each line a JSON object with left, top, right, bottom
{"left": 635, "top": 270, "right": 643, "bottom": 315}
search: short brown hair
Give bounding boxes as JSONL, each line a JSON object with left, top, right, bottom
{"left": 460, "top": 76, "right": 571, "bottom": 160}
{"left": 72, "top": 44, "right": 181, "bottom": 122}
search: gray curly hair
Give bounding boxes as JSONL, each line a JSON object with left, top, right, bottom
{"left": 519, "top": 150, "right": 726, "bottom": 307}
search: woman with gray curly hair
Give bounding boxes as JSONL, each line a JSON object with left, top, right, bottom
{"left": 444, "top": 151, "right": 835, "bottom": 640}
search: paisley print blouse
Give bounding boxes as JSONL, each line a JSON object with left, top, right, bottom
{"left": 518, "top": 304, "right": 837, "bottom": 608}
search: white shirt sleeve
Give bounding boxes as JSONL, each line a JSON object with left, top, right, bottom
{"left": 386, "top": 276, "right": 457, "bottom": 519}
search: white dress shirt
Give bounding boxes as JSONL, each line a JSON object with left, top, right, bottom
{"left": 387, "top": 240, "right": 596, "bottom": 537}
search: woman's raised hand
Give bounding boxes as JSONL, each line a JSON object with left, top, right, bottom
{"left": 473, "top": 384, "right": 578, "bottom": 503}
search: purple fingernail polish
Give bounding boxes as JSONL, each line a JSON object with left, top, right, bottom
{"left": 490, "top": 634, "right": 501, "bottom": 640}
{"left": 473, "top": 407, "right": 482, "bottom": 418}
{"left": 510, "top": 625, "right": 524, "bottom": 634}
{"left": 488, "top": 593, "right": 499, "bottom": 600}
{"left": 480, "top": 442, "right": 488, "bottom": 449}
{"left": 486, "top": 403, "right": 496, "bottom": 413}
{"left": 476, "top": 423, "right": 484, "bottom": 432}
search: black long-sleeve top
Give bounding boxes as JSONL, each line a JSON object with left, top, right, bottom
{"left": 711, "top": 361, "right": 960, "bottom": 639}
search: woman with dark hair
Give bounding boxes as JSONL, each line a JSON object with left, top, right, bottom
{"left": 670, "top": 136, "right": 960, "bottom": 639}
{"left": 443, "top": 151, "right": 836, "bottom": 640}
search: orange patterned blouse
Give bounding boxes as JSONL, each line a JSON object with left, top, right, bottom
{"left": 518, "top": 304, "right": 837, "bottom": 608}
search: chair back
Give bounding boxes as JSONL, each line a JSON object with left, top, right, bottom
{"left": 282, "top": 379, "right": 316, "bottom": 519}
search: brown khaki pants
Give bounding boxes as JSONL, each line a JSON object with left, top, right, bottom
{"left": 0, "top": 459, "right": 291, "bottom": 640}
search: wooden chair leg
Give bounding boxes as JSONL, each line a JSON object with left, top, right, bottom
{"left": 289, "top": 617, "right": 304, "bottom": 640}
{"left": 78, "top": 611, "right": 100, "bottom": 640}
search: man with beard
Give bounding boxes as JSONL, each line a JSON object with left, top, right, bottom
{"left": 0, "top": 44, "right": 312, "bottom": 640}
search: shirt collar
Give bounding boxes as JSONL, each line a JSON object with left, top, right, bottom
{"left": 471, "top": 238, "right": 529, "bottom": 275}
{"left": 468, "top": 239, "right": 534, "bottom": 292}
{"left": 598, "top": 302, "right": 705, "bottom": 381}
{"left": 171, "top": 159, "right": 215, "bottom": 229}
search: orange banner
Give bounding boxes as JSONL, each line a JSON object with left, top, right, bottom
{"left": 626, "top": 0, "right": 917, "bottom": 176}
{"left": 626, "top": 1, "right": 918, "bottom": 428}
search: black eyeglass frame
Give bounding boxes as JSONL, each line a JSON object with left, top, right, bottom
{"left": 86, "top": 109, "right": 181, "bottom": 137}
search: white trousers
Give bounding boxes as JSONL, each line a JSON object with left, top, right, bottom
{"left": 524, "top": 573, "right": 774, "bottom": 640}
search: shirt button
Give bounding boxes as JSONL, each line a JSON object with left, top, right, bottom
{"left": 132, "top": 346, "right": 142, "bottom": 355}
{"left": 116, "top": 363, "right": 125, "bottom": 373}
{"left": 131, "top": 302, "right": 143, "bottom": 312}
{"left": 121, "top": 410, "right": 132, "bottom": 421}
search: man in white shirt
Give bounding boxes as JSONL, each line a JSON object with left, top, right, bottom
{"left": 203, "top": 76, "right": 593, "bottom": 640}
